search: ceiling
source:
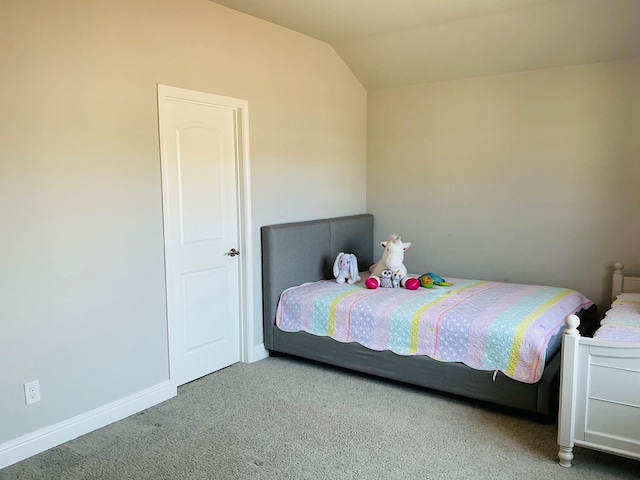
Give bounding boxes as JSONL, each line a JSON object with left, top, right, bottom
{"left": 211, "top": 0, "right": 640, "bottom": 90}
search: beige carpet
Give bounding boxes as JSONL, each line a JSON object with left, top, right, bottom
{"left": 1, "top": 356, "right": 639, "bottom": 479}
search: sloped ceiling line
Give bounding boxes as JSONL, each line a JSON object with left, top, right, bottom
{"left": 211, "top": 0, "right": 640, "bottom": 89}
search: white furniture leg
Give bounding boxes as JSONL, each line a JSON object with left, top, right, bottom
{"left": 558, "top": 446, "right": 574, "bottom": 467}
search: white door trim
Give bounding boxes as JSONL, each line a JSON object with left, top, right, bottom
{"left": 157, "top": 84, "right": 257, "bottom": 385}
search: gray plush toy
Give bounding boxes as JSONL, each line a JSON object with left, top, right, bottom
{"left": 380, "top": 269, "right": 393, "bottom": 288}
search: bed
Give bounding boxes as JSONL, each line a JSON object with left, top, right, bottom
{"left": 557, "top": 262, "right": 640, "bottom": 467}
{"left": 262, "top": 214, "right": 598, "bottom": 420}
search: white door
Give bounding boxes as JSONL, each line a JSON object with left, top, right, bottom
{"left": 158, "top": 85, "right": 241, "bottom": 386}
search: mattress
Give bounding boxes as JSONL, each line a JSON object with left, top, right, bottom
{"left": 276, "top": 276, "right": 593, "bottom": 383}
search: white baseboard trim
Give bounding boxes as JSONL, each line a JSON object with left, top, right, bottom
{"left": 0, "top": 381, "right": 176, "bottom": 470}
{"left": 251, "top": 344, "right": 269, "bottom": 362}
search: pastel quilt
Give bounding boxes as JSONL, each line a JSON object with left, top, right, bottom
{"left": 276, "top": 278, "right": 593, "bottom": 383}
{"left": 594, "top": 293, "right": 640, "bottom": 342}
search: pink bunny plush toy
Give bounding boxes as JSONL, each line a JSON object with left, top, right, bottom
{"left": 333, "top": 252, "right": 361, "bottom": 284}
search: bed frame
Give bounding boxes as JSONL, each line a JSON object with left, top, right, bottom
{"left": 262, "top": 214, "right": 597, "bottom": 420}
{"left": 558, "top": 262, "right": 640, "bottom": 466}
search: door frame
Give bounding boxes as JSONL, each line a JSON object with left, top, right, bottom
{"left": 157, "top": 84, "right": 256, "bottom": 386}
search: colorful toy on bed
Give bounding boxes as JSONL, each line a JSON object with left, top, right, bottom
{"left": 365, "top": 234, "right": 420, "bottom": 290}
{"left": 380, "top": 269, "right": 393, "bottom": 288}
{"left": 418, "top": 274, "right": 434, "bottom": 288}
{"left": 392, "top": 270, "right": 403, "bottom": 288}
{"left": 333, "top": 252, "right": 361, "bottom": 285}
{"left": 419, "top": 273, "right": 453, "bottom": 288}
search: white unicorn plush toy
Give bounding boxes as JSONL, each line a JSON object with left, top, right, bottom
{"left": 333, "top": 252, "right": 361, "bottom": 284}
{"left": 365, "top": 234, "right": 420, "bottom": 290}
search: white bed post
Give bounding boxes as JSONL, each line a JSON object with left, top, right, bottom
{"left": 557, "top": 314, "right": 581, "bottom": 467}
{"left": 612, "top": 262, "right": 624, "bottom": 303}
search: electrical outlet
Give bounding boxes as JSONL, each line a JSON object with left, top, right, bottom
{"left": 24, "top": 380, "right": 41, "bottom": 405}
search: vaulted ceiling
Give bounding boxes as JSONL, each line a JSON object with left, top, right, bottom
{"left": 211, "top": 0, "right": 640, "bottom": 89}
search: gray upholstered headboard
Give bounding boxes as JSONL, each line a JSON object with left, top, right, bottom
{"left": 261, "top": 214, "right": 374, "bottom": 349}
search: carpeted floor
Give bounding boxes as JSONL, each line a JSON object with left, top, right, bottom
{"left": 1, "top": 356, "right": 639, "bottom": 479}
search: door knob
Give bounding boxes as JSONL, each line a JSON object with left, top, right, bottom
{"left": 226, "top": 248, "right": 240, "bottom": 257}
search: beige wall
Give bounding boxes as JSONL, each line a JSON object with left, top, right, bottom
{"left": 0, "top": 0, "right": 366, "bottom": 447}
{"left": 368, "top": 59, "right": 640, "bottom": 313}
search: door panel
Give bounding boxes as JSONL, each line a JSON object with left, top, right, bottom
{"left": 177, "top": 125, "right": 224, "bottom": 243}
{"left": 183, "top": 268, "right": 226, "bottom": 351}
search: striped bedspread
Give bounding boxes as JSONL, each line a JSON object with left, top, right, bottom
{"left": 276, "top": 278, "right": 593, "bottom": 383}
{"left": 594, "top": 293, "right": 640, "bottom": 342}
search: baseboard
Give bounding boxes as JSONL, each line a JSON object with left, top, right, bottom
{"left": 0, "top": 380, "right": 176, "bottom": 470}
{"left": 252, "top": 344, "right": 269, "bottom": 362}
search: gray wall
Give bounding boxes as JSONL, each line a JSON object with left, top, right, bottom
{"left": 368, "top": 58, "right": 640, "bottom": 314}
{"left": 0, "top": 0, "right": 366, "bottom": 447}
